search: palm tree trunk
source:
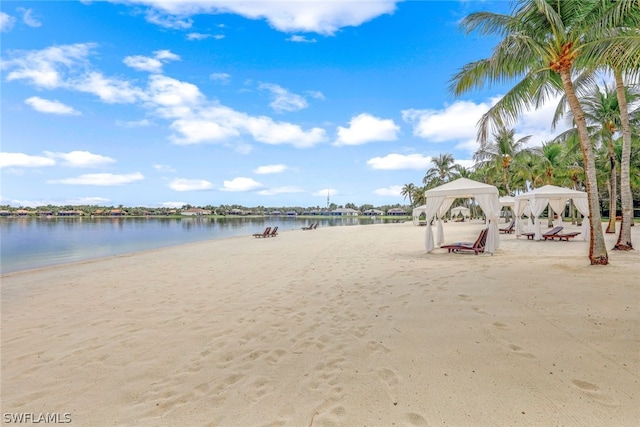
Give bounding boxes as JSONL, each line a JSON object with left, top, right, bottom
{"left": 605, "top": 148, "right": 617, "bottom": 233}
{"left": 560, "top": 69, "right": 608, "bottom": 265}
{"left": 613, "top": 68, "right": 633, "bottom": 250}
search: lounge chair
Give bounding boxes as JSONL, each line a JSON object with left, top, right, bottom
{"left": 312, "top": 223, "right": 318, "bottom": 229}
{"left": 499, "top": 219, "right": 515, "bottom": 234}
{"left": 440, "top": 228, "right": 488, "bottom": 255}
{"left": 522, "top": 226, "right": 563, "bottom": 240}
{"left": 253, "top": 227, "right": 271, "bottom": 238}
{"left": 268, "top": 226, "right": 279, "bottom": 237}
{"left": 551, "top": 231, "right": 580, "bottom": 241}
{"left": 301, "top": 223, "right": 315, "bottom": 230}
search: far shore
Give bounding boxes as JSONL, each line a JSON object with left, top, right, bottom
{"left": 2, "top": 221, "right": 638, "bottom": 426}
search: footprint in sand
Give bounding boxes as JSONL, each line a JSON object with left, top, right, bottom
{"left": 492, "top": 321, "right": 508, "bottom": 329}
{"left": 378, "top": 368, "right": 399, "bottom": 387}
{"left": 508, "top": 344, "right": 536, "bottom": 359}
{"left": 571, "top": 379, "right": 619, "bottom": 406}
{"left": 405, "top": 412, "right": 428, "bottom": 426}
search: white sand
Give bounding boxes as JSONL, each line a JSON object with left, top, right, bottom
{"left": 2, "top": 222, "right": 639, "bottom": 426}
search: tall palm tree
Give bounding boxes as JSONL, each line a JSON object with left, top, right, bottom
{"left": 449, "top": 0, "right": 638, "bottom": 265}
{"left": 423, "top": 153, "right": 460, "bottom": 187}
{"left": 473, "top": 126, "right": 532, "bottom": 195}
{"left": 400, "top": 183, "right": 416, "bottom": 207}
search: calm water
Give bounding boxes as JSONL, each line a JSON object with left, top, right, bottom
{"left": 0, "top": 216, "right": 395, "bottom": 274}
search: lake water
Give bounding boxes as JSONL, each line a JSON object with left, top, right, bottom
{"left": 0, "top": 216, "right": 396, "bottom": 274}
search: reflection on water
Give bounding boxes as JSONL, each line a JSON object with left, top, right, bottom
{"left": 0, "top": 216, "right": 400, "bottom": 273}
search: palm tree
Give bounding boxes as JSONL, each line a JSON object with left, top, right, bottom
{"left": 473, "top": 126, "right": 532, "bottom": 195}
{"left": 449, "top": 0, "right": 638, "bottom": 265}
{"left": 423, "top": 153, "right": 460, "bottom": 187}
{"left": 400, "top": 183, "right": 416, "bottom": 207}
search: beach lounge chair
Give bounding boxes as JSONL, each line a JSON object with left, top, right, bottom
{"left": 440, "top": 228, "right": 488, "bottom": 255}
{"left": 522, "top": 226, "right": 563, "bottom": 240}
{"left": 253, "top": 227, "right": 271, "bottom": 238}
{"left": 268, "top": 226, "right": 278, "bottom": 237}
{"left": 301, "top": 223, "right": 315, "bottom": 230}
{"left": 552, "top": 231, "right": 580, "bottom": 241}
{"left": 499, "top": 219, "right": 515, "bottom": 234}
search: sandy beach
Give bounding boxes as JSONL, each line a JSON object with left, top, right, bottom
{"left": 2, "top": 221, "right": 639, "bottom": 426}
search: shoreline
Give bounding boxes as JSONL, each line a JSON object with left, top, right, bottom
{"left": 2, "top": 222, "right": 639, "bottom": 426}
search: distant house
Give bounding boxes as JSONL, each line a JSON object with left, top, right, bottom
{"left": 110, "top": 209, "right": 126, "bottom": 216}
{"left": 181, "top": 208, "right": 211, "bottom": 216}
{"left": 269, "top": 210, "right": 282, "bottom": 216}
{"left": 58, "top": 210, "right": 83, "bottom": 216}
{"left": 92, "top": 209, "right": 106, "bottom": 216}
{"left": 387, "top": 208, "right": 406, "bottom": 216}
{"left": 331, "top": 208, "right": 359, "bottom": 216}
{"left": 362, "top": 209, "right": 384, "bottom": 216}
{"left": 228, "top": 208, "right": 245, "bottom": 215}
{"left": 285, "top": 210, "right": 297, "bottom": 216}
{"left": 15, "top": 209, "right": 30, "bottom": 217}
{"left": 37, "top": 210, "right": 54, "bottom": 216}
{"left": 0, "top": 210, "right": 11, "bottom": 217}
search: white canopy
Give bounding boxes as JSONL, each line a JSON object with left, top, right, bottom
{"left": 499, "top": 196, "right": 515, "bottom": 207}
{"left": 422, "top": 178, "right": 501, "bottom": 254}
{"left": 514, "top": 185, "right": 589, "bottom": 240}
{"left": 450, "top": 206, "right": 470, "bottom": 217}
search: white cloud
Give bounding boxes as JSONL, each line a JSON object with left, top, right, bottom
{"left": 220, "top": 177, "right": 263, "bottom": 192}
{"left": 373, "top": 185, "right": 403, "bottom": 197}
{"left": 312, "top": 188, "right": 338, "bottom": 197}
{"left": 124, "top": 55, "right": 164, "bottom": 73}
{"left": 258, "top": 186, "right": 304, "bottom": 195}
{"left": 123, "top": 50, "right": 180, "bottom": 73}
{"left": 259, "top": 83, "right": 308, "bottom": 113}
{"left": 402, "top": 100, "right": 492, "bottom": 142}
{"left": 0, "top": 152, "right": 56, "bottom": 168}
{"left": 287, "top": 35, "right": 316, "bottom": 43}
{"left": 43, "top": 150, "right": 115, "bottom": 167}
{"left": 335, "top": 113, "right": 399, "bottom": 146}
{"left": 25, "top": 96, "right": 81, "bottom": 115}
{"left": 160, "top": 201, "right": 185, "bottom": 208}
{"left": 116, "top": 118, "right": 152, "bottom": 127}
{"left": 254, "top": 164, "right": 287, "bottom": 174}
{"left": 18, "top": 8, "right": 42, "bottom": 27}
{"left": 169, "top": 178, "right": 213, "bottom": 191}
{"left": 210, "top": 72, "right": 230, "bottom": 84}
{"left": 1, "top": 12, "right": 16, "bottom": 32}
{"left": 455, "top": 159, "right": 475, "bottom": 170}
{"left": 147, "top": 74, "right": 203, "bottom": 108}
{"left": 72, "top": 71, "right": 146, "bottom": 103}
{"left": 168, "top": 104, "right": 326, "bottom": 148}
{"left": 187, "top": 32, "right": 213, "bottom": 40}
{"left": 154, "top": 49, "right": 180, "bottom": 61}
{"left": 367, "top": 153, "right": 431, "bottom": 170}
{"left": 125, "top": 0, "right": 400, "bottom": 35}
{"left": 401, "top": 96, "right": 568, "bottom": 155}
{"left": 153, "top": 164, "right": 176, "bottom": 172}
{"left": 3, "top": 43, "right": 95, "bottom": 89}
{"left": 48, "top": 172, "right": 144, "bottom": 185}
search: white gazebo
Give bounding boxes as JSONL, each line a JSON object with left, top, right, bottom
{"left": 514, "top": 185, "right": 589, "bottom": 240}
{"left": 450, "top": 206, "right": 471, "bottom": 218}
{"left": 417, "top": 178, "right": 501, "bottom": 254}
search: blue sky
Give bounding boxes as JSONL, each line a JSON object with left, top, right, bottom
{"left": 1, "top": 0, "right": 567, "bottom": 209}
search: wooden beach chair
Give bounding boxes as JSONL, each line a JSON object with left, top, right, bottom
{"left": 552, "top": 231, "right": 580, "bottom": 241}
{"left": 253, "top": 227, "right": 271, "bottom": 238}
{"left": 522, "top": 226, "right": 563, "bottom": 240}
{"left": 440, "top": 228, "right": 488, "bottom": 255}
{"left": 301, "top": 223, "right": 315, "bottom": 230}
{"left": 499, "top": 219, "right": 515, "bottom": 234}
{"left": 268, "top": 226, "right": 279, "bottom": 237}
